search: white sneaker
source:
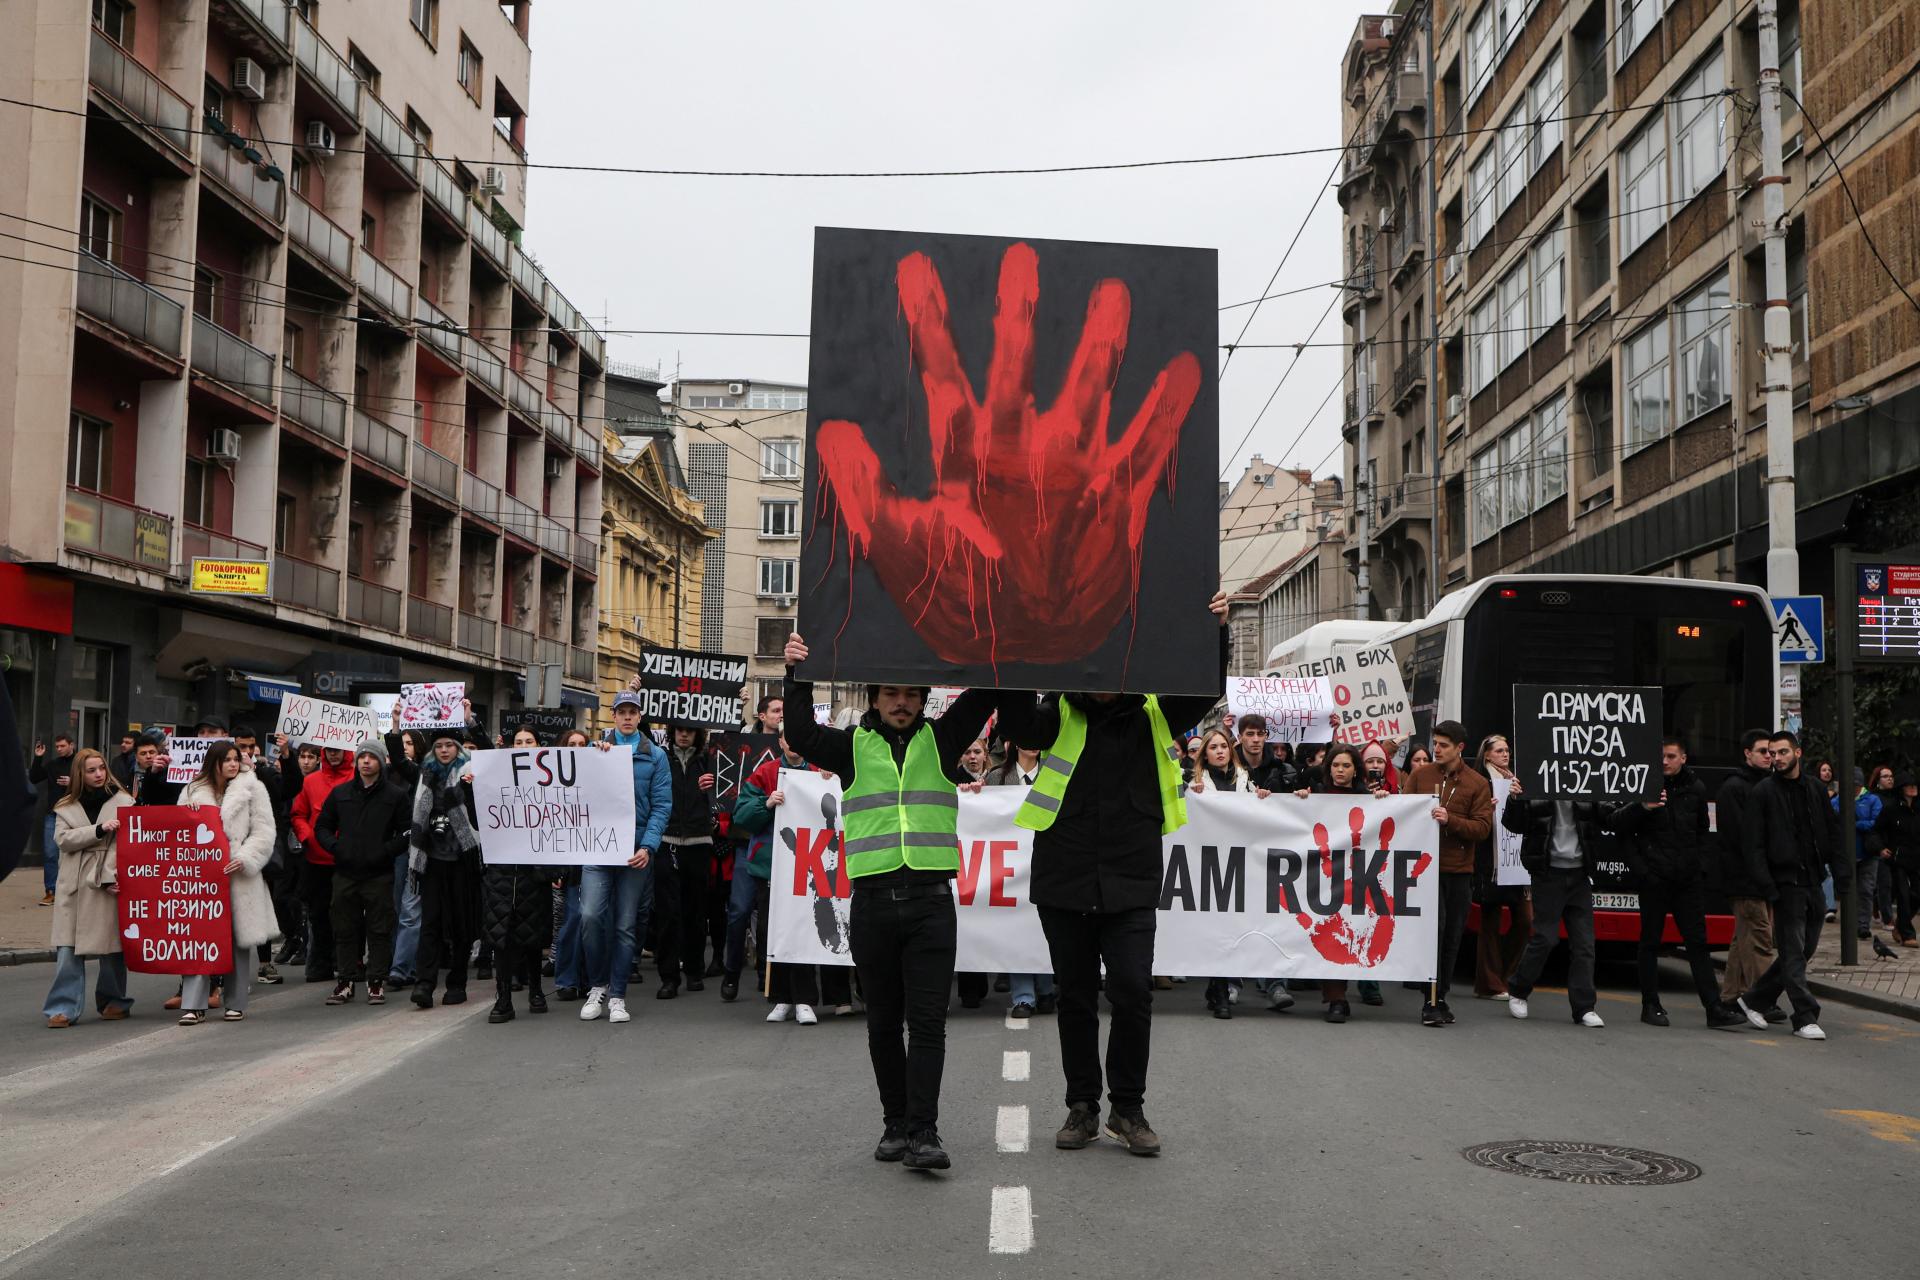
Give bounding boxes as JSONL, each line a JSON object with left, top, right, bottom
{"left": 579, "top": 987, "right": 606, "bottom": 1021}
{"left": 795, "top": 1003, "right": 818, "bottom": 1025}
{"left": 1735, "top": 997, "right": 1768, "bottom": 1030}
{"left": 1579, "top": 1011, "right": 1606, "bottom": 1028}
{"left": 1794, "top": 1022, "right": 1827, "bottom": 1041}
{"left": 608, "top": 997, "right": 631, "bottom": 1024}
{"left": 766, "top": 1002, "right": 794, "bottom": 1023}
{"left": 1226, "top": 984, "right": 1240, "bottom": 1005}
{"left": 1508, "top": 996, "right": 1529, "bottom": 1019}
{"left": 1267, "top": 987, "right": 1296, "bottom": 1012}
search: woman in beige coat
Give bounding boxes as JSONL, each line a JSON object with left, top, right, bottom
{"left": 177, "top": 741, "right": 281, "bottom": 1025}
{"left": 42, "top": 749, "right": 134, "bottom": 1029}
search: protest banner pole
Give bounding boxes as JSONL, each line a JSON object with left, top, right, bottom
{"left": 1430, "top": 782, "right": 1442, "bottom": 1008}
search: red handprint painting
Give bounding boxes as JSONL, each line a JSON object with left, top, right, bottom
{"left": 799, "top": 227, "right": 1219, "bottom": 694}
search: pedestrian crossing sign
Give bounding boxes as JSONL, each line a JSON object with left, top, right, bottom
{"left": 1773, "top": 595, "right": 1824, "bottom": 664}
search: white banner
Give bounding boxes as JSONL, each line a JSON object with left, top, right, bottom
{"left": 275, "top": 693, "right": 381, "bottom": 751}
{"left": 1226, "top": 675, "right": 1335, "bottom": 745}
{"left": 469, "top": 746, "right": 637, "bottom": 867}
{"left": 1491, "top": 776, "right": 1530, "bottom": 886}
{"left": 397, "top": 682, "right": 465, "bottom": 731}
{"left": 767, "top": 772, "right": 1440, "bottom": 981}
{"left": 163, "top": 736, "right": 217, "bottom": 785}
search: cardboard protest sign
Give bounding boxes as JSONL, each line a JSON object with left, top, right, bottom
{"left": 1512, "top": 684, "right": 1662, "bottom": 802}
{"left": 117, "top": 805, "right": 232, "bottom": 974}
{"left": 162, "top": 736, "right": 217, "bottom": 785}
{"left": 767, "top": 772, "right": 1439, "bottom": 981}
{"left": 1277, "top": 645, "right": 1412, "bottom": 747}
{"left": 396, "top": 682, "right": 465, "bottom": 731}
{"left": 709, "top": 732, "right": 781, "bottom": 809}
{"left": 498, "top": 708, "right": 577, "bottom": 742}
{"left": 637, "top": 646, "right": 748, "bottom": 727}
{"left": 469, "top": 746, "right": 638, "bottom": 867}
{"left": 1226, "top": 675, "right": 1335, "bottom": 745}
{"left": 1491, "top": 775, "right": 1530, "bottom": 886}
{"left": 796, "top": 227, "right": 1220, "bottom": 695}
{"left": 275, "top": 693, "right": 381, "bottom": 751}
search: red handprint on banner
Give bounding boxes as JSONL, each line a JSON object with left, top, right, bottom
{"left": 1294, "top": 807, "right": 1433, "bottom": 967}
{"left": 815, "top": 242, "right": 1202, "bottom": 668}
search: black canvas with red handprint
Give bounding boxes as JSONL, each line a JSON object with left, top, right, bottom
{"left": 798, "top": 226, "right": 1219, "bottom": 694}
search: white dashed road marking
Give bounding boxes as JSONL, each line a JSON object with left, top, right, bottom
{"left": 996, "top": 1104, "right": 1030, "bottom": 1153}
{"left": 990, "top": 1185, "right": 1035, "bottom": 1254}
{"left": 1004, "top": 1011, "right": 1028, "bottom": 1031}
{"left": 1002, "top": 1049, "right": 1030, "bottom": 1082}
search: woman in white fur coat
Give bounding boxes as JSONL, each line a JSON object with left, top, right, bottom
{"left": 177, "top": 741, "right": 280, "bottom": 1025}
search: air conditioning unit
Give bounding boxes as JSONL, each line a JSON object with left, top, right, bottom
{"left": 728, "top": 382, "right": 746, "bottom": 396}
{"left": 544, "top": 456, "right": 565, "bottom": 479}
{"left": 305, "top": 120, "right": 336, "bottom": 157}
{"left": 480, "top": 166, "right": 506, "bottom": 194}
{"left": 1379, "top": 207, "right": 1397, "bottom": 232}
{"left": 1446, "top": 393, "right": 1464, "bottom": 419}
{"left": 207, "top": 428, "right": 242, "bottom": 462}
{"left": 232, "top": 58, "right": 267, "bottom": 102}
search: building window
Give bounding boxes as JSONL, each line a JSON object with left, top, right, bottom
{"left": 405, "top": 108, "right": 433, "bottom": 153}
{"left": 1622, "top": 317, "right": 1671, "bottom": 451}
{"left": 755, "top": 617, "right": 788, "bottom": 658}
{"left": 746, "top": 387, "right": 808, "bottom": 410}
{"left": 204, "top": 77, "right": 226, "bottom": 124}
{"left": 1497, "top": 102, "right": 1527, "bottom": 214}
{"left": 760, "top": 499, "right": 799, "bottom": 539}
{"left": 1670, "top": 54, "right": 1726, "bottom": 204}
{"left": 346, "top": 44, "right": 380, "bottom": 92}
{"left": 91, "top": 0, "right": 132, "bottom": 45}
{"left": 1464, "top": 4, "right": 1494, "bottom": 104}
{"left": 78, "top": 194, "right": 120, "bottom": 262}
{"left": 1529, "top": 223, "right": 1565, "bottom": 331}
{"left": 194, "top": 266, "right": 219, "bottom": 321}
{"left": 1501, "top": 417, "right": 1533, "bottom": 526}
{"left": 1496, "top": 263, "right": 1527, "bottom": 371}
{"left": 758, "top": 558, "right": 796, "bottom": 598}
{"left": 347, "top": 519, "right": 364, "bottom": 578}
{"left": 1527, "top": 49, "right": 1564, "bottom": 173}
{"left": 360, "top": 212, "right": 376, "bottom": 255}
{"left": 67, "top": 412, "right": 111, "bottom": 491}
{"left": 1467, "top": 146, "right": 1496, "bottom": 247}
{"left": 183, "top": 458, "right": 215, "bottom": 528}
{"left": 760, "top": 438, "right": 802, "bottom": 479}
{"left": 410, "top": 0, "right": 438, "bottom": 44}
{"left": 1779, "top": 3, "right": 1802, "bottom": 118}
{"left": 1616, "top": 0, "right": 1657, "bottom": 65}
{"left": 1536, "top": 393, "right": 1569, "bottom": 505}
{"left": 1470, "top": 445, "right": 1500, "bottom": 544}
{"left": 1786, "top": 238, "right": 1808, "bottom": 358}
{"left": 1619, "top": 115, "right": 1666, "bottom": 257}
{"left": 457, "top": 34, "right": 482, "bottom": 102}
{"left": 1675, "top": 271, "right": 1731, "bottom": 422}
{"left": 1468, "top": 294, "right": 1497, "bottom": 395}
{"left": 276, "top": 494, "right": 296, "bottom": 552}
{"left": 282, "top": 322, "right": 303, "bottom": 372}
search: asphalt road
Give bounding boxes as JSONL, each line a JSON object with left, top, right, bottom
{"left": 1, "top": 956, "right": 1915, "bottom": 1280}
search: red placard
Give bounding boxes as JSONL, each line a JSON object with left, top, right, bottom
{"left": 117, "top": 805, "right": 233, "bottom": 974}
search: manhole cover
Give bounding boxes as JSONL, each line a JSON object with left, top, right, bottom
{"left": 1461, "top": 1140, "right": 1702, "bottom": 1186}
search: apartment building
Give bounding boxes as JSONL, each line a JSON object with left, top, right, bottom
{"left": 1218, "top": 455, "right": 1321, "bottom": 598}
{"left": 1337, "top": 0, "right": 1920, "bottom": 624}
{"left": 0, "top": 0, "right": 606, "bottom": 741}
{"left": 1224, "top": 478, "right": 1351, "bottom": 673}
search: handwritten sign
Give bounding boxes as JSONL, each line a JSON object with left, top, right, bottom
{"left": 1491, "top": 775, "right": 1529, "bottom": 886}
{"left": 469, "top": 746, "right": 638, "bottom": 867}
{"left": 397, "top": 682, "right": 465, "bottom": 731}
{"left": 1226, "top": 675, "right": 1335, "bottom": 744}
{"left": 117, "top": 805, "right": 232, "bottom": 974}
{"left": 1512, "top": 684, "right": 1662, "bottom": 802}
{"left": 162, "top": 736, "right": 218, "bottom": 785}
{"left": 276, "top": 693, "right": 381, "bottom": 751}
{"left": 1275, "top": 645, "right": 1411, "bottom": 747}
{"left": 498, "top": 708, "right": 577, "bottom": 742}
{"left": 637, "top": 646, "right": 749, "bottom": 727}
{"left": 710, "top": 732, "right": 780, "bottom": 809}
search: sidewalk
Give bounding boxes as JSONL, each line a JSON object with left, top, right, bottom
{"left": 0, "top": 866, "right": 55, "bottom": 964}
{"left": 1802, "top": 918, "right": 1920, "bottom": 1021}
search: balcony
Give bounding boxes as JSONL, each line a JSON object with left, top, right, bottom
{"left": 1391, "top": 340, "right": 1429, "bottom": 410}
{"left": 462, "top": 472, "right": 501, "bottom": 523}
{"left": 537, "top": 636, "right": 566, "bottom": 669}
{"left": 575, "top": 429, "right": 600, "bottom": 471}
{"left": 353, "top": 409, "right": 408, "bottom": 476}
{"left": 1343, "top": 236, "right": 1379, "bottom": 307}
{"left": 88, "top": 29, "right": 193, "bottom": 158}
{"left": 507, "top": 367, "right": 543, "bottom": 422}
{"left": 280, "top": 367, "right": 347, "bottom": 444}
{"left": 578, "top": 322, "right": 605, "bottom": 369}
{"left": 500, "top": 624, "right": 535, "bottom": 664}
{"left": 1378, "top": 473, "right": 1435, "bottom": 536}
{"left": 288, "top": 194, "right": 354, "bottom": 282}
{"left": 222, "top": 0, "right": 292, "bottom": 57}
{"left": 273, "top": 552, "right": 339, "bottom": 614}
{"left": 202, "top": 134, "right": 287, "bottom": 224}
{"left": 508, "top": 244, "right": 543, "bottom": 301}
{"left": 181, "top": 524, "right": 267, "bottom": 565}
{"left": 499, "top": 494, "right": 540, "bottom": 544}
{"left": 76, "top": 253, "right": 184, "bottom": 360}
{"left": 415, "top": 295, "right": 465, "bottom": 368}
{"left": 191, "top": 314, "right": 276, "bottom": 407}
{"left": 362, "top": 94, "right": 419, "bottom": 185}
{"left": 536, "top": 515, "right": 571, "bottom": 560}
{"left": 458, "top": 609, "right": 496, "bottom": 654}
{"left": 293, "top": 13, "right": 360, "bottom": 122}
{"left": 467, "top": 204, "right": 508, "bottom": 273}
{"left": 544, "top": 283, "right": 582, "bottom": 339}
{"left": 412, "top": 440, "right": 459, "bottom": 504}
{"left": 356, "top": 247, "right": 411, "bottom": 322}
{"left": 463, "top": 337, "right": 506, "bottom": 400}
{"left": 65, "top": 487, "right": 172, "bottom": 571}
{"left": 346, "top": 575, "right": 401, "bottom": 630}
{"left": 542, "top": 406, "right": 574, "bottom": 456}
{"left": 407, "top": 596, "right": 453, "bottom": 646}
{"left": 422, "top": 155, "right": 469, "bottom": 230}
{"left": 572, "top": 533, "right": 598, "bottom": 573}
{"left": 568, "top": 646, "right": 596, "bottom": 682}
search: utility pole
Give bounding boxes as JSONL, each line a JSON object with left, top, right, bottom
{"left": 1421, "top": 0, "right": 1441, "bottom": 615}
{"left": 1757, "top": 0, "right": 1798, "bottom": 605}
{"left": 1354, "top": 292, "right": 1372, "bottom": 622}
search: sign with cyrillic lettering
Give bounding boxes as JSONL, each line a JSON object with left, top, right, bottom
{"left": 1491, "top": 775, "right": 1529, "bottom": 886}
{"left": 469, "top": 745, "right": 637, "bottom": 867}
{"left": 1512, "top": 684, "right": 1662, "bottom": 802}
{"left": 1226, "top": 674, "right": 1335, "bottom": 744}
{"left": 276, "top": 693, "right": 381, "bottom": 751}
{"left": 396, "top": 682, "right": 465, "bottom": 731}
{"left": 1273, "top": 645, "right": 1411, "bottom": 747}
{"left": 117, "top": 805, "right": 232, "bottom": 974}
{"left": 162, "top": 736, "right": 217, "bottom": 786}
{"left": 637, "top": 646, "right": 749, "bottom": 727}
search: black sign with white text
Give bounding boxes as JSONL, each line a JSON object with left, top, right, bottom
{"left": 498, "top": 708, "right": 578, "bottom": 742}
{"left": 1512, "top": 684, "right": 1662, "bottom": 803}
{"left": 638, "top": 646, "right": 750, "bottom": 728}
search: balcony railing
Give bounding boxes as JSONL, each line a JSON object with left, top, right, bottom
{"left": 1345, "top": 236, "right": 1377, "bottom": 295}
{"left": 467, "top": 203, "right": 508, "bottom": 271}
{"left": 500, "top": 624, "right": 535, "bottom": 664}
{"left": 346, "top": 575, "right": 401, "bottom": 630}
{"left": 413, "top": 440, "right": 459, "bottom": 503}
{"left": 181, "top": 524, "right": 267, "bottom": 565}
{"left": 89, "top": 29, "right": 193, "bottom": 156}
{"left": 356, "top": 247, "right": 411, "bottom": 320}
{"left": 1392, "top": 340, "right": 1430, "bottom": 408}
{"left": 544, "top": 283, "right": 582, "bottom": 338}
{"left": 76, "top": 252, "right": 183, "bottom": 358}
{"left": 463, "top": 336, "right": 505, "bottom": 398}
{"left": 572, "top": 533, "right": 597, "bottom": 572}
{"left": 202, "top": 135, "right": 287, "bottom": 222}
{"left": 273, "top": 552, "right": 339, "bottom": 614}
{"left": 415, "top": 295, "right": 465, "bottom": 366}
{"left": 499, "top": 494, "right": 540, "bottom": 543}
{"left": 422, "top": 155, "right": 469, "bottom": 227}
{"left": 362, "top": 93, "right": 419, "bottom": 183}
{"left": 65, "top": 487, "right": 172, "bottom": 570}
{"left": 578, "top": 322, "right": 605, "bottom": 368}
{"left": 567, "top": 646, "right": 596, "bottom": 681}
{"left": 462, "top": 472, "right": 500, "bottom": 522}
{"left": 293, "top": 13, "right": 360, "bottom": 119}
{"left": 507, "top": 368, "right": 543, "bottom": 422}
{"left": 536, "top": 515, "right": 571, "bottom": 559}
{"left": 509, "top": 245, "right": 543, "bottom": 300}
{"left": 226, "top": 0, "right": 292, "bottom": 54}
{"left": 288, "top": 194, "right": 353, "bottom": 279}
{"left": 280, "top": 366, "right": 347, "bottom": 443}
{"left": 458, "top": 610, "right": 496, "bottom": 654}
{"left": 537, "top": 636, "right": 566, "bottom": 669}
{"left": 191, "top": 314, "right": 275, "bottom": 404}
{"left": 353, "top": 409, "right": 408, "bottom": 475}
{"left": 542, "top": 405, "right": 573, "bottom": 453}
{"left": 575, "top": 429, "right": 600, "bottom": 471}
{"left": 407, "top": 596, "right": 453, "bottom": 645}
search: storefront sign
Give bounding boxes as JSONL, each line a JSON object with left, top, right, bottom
{"left": 189, "top": 558, "right": 271, "bottom": 596}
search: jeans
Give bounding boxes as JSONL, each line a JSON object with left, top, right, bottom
{"left": 723, "top": 850, "right": 759, "bottom": 977}
{"left": 332, "top": 874, "right": 397, "bottom": 983}
{"left": 42, "top": 813, "right": 58, "bottom": 894}
{"left": 849, "top": 886, "right": 957, "bottom": 1134}
{"left": 1507, "top": 867, "right": 1597, "bottom": 1018}
{"left": 1745, "top": 883, "right": 1824, "bottom": 1028}
{"left": 553, "top": 882, "right": 584, "bottom": 989}
{"left": 581, "top": 862, "right": 654, "bottom": 998}
{"left": 390, "top": 854, "right": 421, "bottom": 981}
{"left": 1637, "top": 878, "right": 1721, "bottom": 1012}
{"left": 43, "top": 947, "right": 130, "bottom": 1020}
{"left": 1008, "top": 972, "right": 1055, "bottom": 1008}
{"left": 1434, "top": 872, "right": 1474, "bottom": 1003}
{"left": 1040, "top": 904, "right": 1155, "bottom": 1114}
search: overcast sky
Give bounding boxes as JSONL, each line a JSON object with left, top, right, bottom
{"left": 526, "top": 2, "right": 1374, "bottom": 485}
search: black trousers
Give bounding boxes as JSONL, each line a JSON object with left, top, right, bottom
{"left": 1040, "top": 904, "right": 1155, "bottom": 1115}
{"left": 302, "top": 862, "right": 335, "bottom": 977}
{"left": 332, "top": 873, "right": 395, "bottom": 982}
{"left": 1507, "top": 867, "right": 1597, "bottom": 1017}
{"left": 1746, "top": 883, "right": 1824, "bottom": 1029}
{"left": 1637, "top": 878, "right": 1720, "bottom": 1011}
{"left": 652, "top": 847, "right": 683, "bottom": 983}
{"left": 492, "top": 944, "right": 545, "bottom": 1003}
{"left": 1434, "top": 872, "right": 1474, "bottom": 1002}
{"left": 416, "top": 860, "right": 480, "bottom": 993}
{"left": 662, "top": 840, "right": 712, "bottom": 981}
{"left": 1893, "top": 863, "right": 1918, "bottom": 943}
{"left": 849, "top": 887, "right": 957, "bottom": 1134}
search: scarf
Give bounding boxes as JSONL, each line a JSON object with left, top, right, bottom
{"left": 409, "top": 758, "right": 478, "bottom": 878}
{"left": 79, "top": 786, "right": 112, "bottom": 824}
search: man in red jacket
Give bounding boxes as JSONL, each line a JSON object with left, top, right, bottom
{"left": 291, "top": 747, "right": 355, "bottom": 983}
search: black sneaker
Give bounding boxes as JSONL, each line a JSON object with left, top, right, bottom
{"left": 1210, "top": 1003, "right": 1232, "bottom": 1020}
{"left": 686, "top": 977, "right": 705, "bottom": 993}
{"left": 1707, "top": 1004, "right": 1750, "bottom": 1031}
{"left": 704, "top": 959, "right": 726, "bottom": 978}
{"left": 476, "top": 964, "right": 493, "bottom": 981}
{"left": 442, "top": 987, "right": 467, "bottom": 1006}
{"left": 903, "top": 1130, "right": 951, "bottom": 1170}
{"left": 1035, "top": 993, "right": 1057, "bottom": 1015}
{"left": 324, "top": 980, "right": 354, "bottom": 1006}
{"left": 411, "top": 984, "right": 435, "bottom": 1010}
{"left": 1056, "top": 1102, "right": 1100, "bottom": 1150}
{"left": 1438, "top": 1000, "right": 1455, "bottom": 1024}
{"left": 554, "top": 986, "right": 582, "bottom": 1001}
{"left": 1011, "top": 1002, "right": 1034, "bottom": 1019}
{"left": 656, "top": 981, "right": 680, "bottom": 1001}
{"left": 1759, "top": 1004, "right": 1789, "bottom": 1025}
{"left": 1324, "top": 999, "right": 1351, "bottom": 1024}
{"left": 720, "top": 973, "right": 740, "bottom": 1002}
{"left": 1641, "top": 1005, "right": 1670, "bottom": 1027}
{"left": 1420, "top": 1002, "right": 1444, "bottom": 1027}
{"left": 873, "top": 1123, "right": 909, "bottom": 1163}
{"left": 1102, "top": 1111, "right": 1162, "bottom": 1157}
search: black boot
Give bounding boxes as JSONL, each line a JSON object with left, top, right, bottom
{"left": 488, "top": 970, "right": 515, "bottom": 1024}
{"left": 528, "top": 968, "right": 549, "bottom": 1014}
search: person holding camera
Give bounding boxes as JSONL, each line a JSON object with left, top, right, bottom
{"left": 408, "top": 725, "right": 484, "bottom": 1009}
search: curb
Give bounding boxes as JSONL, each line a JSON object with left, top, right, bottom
{"left": 1701, "top": 954, "right": 1920, "bottom": 1025}
{"left": 0, "top": 948, "right": 56, "bottom": 966}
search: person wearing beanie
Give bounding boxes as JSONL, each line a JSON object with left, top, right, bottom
{"left": 408, "top": 723, "right": 485, "bottom": 1008}
{"left": 310, "top": 739, "right": 411, "bottom": 1006}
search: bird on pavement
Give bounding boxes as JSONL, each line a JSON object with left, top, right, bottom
{"left": 1872, "top": 934, "right": 1900, "bottom": 961}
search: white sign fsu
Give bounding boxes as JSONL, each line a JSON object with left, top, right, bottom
{"left": 469, "top": 746, "right": 638, "bottom": 867}
{"left": 766, "top": 773, "right": 1440, "bottom": 981}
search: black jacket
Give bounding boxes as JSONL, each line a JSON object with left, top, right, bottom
{"left": 1502, "top": 797, "right": 1606, "bottom": 877}
{"left": 132, "top": 764, "right": 180, "bottom": 806}
{"left": 663, "top": 742, "right": 715, "bottom": 840}
{"left": 1714, "top": 765, "right": 1772, "bottom": 898}
{"left": 1876, "top": 796, "right": 1920, "bottom": 874}
{"left": 312, "top": 770, "right": 411, "bottom": 880}
{"left": 1743, "top": 769, "right": 1849, "bottom": 896}
{"left": 481, "top": 862, "right": 552, "bottom": 952}
{"left": 1606, "top": 767, "right": 1712, "bottom": 886}
{"left": 108, "top": 749, "right": 136, "bottom": 791}
{"left": 1235, "top": 746, "right": 1294, "bottom": 793}
{"left": 28, "top": 751, "right": 76, "bottom": 816}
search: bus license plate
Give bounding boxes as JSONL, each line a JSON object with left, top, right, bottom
{"left": 1593, "top": 893, "right": 1640, "bottom": 910}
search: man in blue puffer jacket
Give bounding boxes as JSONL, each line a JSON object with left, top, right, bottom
{"left": 580, "top": 689, "right": 673, "bottom": 1025}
